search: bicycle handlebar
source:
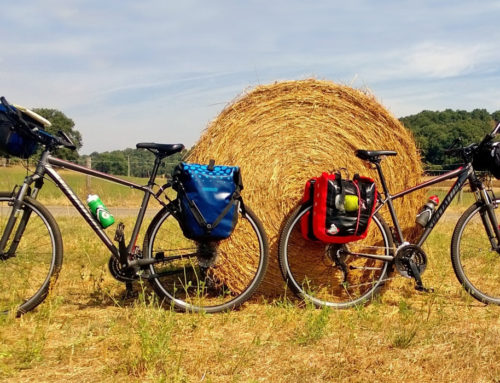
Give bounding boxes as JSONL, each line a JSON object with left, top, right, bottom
{"left": 444, "top": 121, "right": 500, "bottom": 162}
{"left": 1, "top": 96, "right": 75, "bottom": 151}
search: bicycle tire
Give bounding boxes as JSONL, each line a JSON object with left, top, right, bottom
{"left": 278, "top": 204, "right": 393, "bottom": 308}
{"left": 0, "top": 192, "right": 63, "bottom": 316}
{"left": 143, "top": 204, "right": 269, "bottom": 313}
{"left": 451, "top": 199, "right": 500, "bottom": 305}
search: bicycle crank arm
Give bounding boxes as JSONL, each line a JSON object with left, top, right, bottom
{"left": 408, "top": 260, "right": 434, "bottom": 293}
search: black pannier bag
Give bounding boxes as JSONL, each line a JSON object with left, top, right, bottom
{"left": 172, "top": 160, "right": 243, "bottom": 241}
{"left": 473, "top": 142, "right": 500, "bottom": 179}
{"left": 0, "top": 102, "right": 46, "bottom": 159}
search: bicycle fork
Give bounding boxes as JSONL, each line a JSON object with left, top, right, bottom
{"left": 0, "top": 183, "right": 33, "bottom": 258}
{"left": 476, "top": 188, "right": 500, "bottom": 252}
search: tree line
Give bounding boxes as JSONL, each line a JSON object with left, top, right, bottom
{"left": 84, "top": 148, "right": 187, "bottom": 178}
{"left": 4, "top": 107, "right": 500, "bottom": 175}
{"left": 400, "top": 108, "right": 500, "bottom": 169}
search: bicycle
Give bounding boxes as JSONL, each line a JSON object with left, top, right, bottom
{"left": 0, "top": 97, "right": 269, "bottom": 315}
{"left": 278, "top": 122, "right": 500, "bottom": 308}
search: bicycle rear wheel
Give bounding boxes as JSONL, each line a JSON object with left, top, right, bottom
{"left": 278, "top": 205, "right": 392, "bottom": 308}
{"left": 143, "top": 204, "right": 269, "bottom": 313}
{"left": 0, "top": 192, "right": 63, "bottom": 316}
{"left": 451, "top": 199, "right": 500, "bottom": 304}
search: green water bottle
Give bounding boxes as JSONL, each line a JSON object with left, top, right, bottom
{"left": 87, "top": 194, "right": 115, "bottom": 229}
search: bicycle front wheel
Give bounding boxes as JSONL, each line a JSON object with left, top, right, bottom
{"left": 143, "top": 204, "right": 269, "bottom": 313}
{"left": 0, "top": 192, "right": 63, "bottom": 316}
{"left": 278, "top": 205, "right": 393, "bottom": 308}
{"left": 451, "top": 199, "right": 500, "bottom": 304}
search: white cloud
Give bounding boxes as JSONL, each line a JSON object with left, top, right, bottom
{"left": 404, "top": 43, "right": 488, "bottom": 78}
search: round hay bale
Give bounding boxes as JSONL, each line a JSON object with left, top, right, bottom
{"left": 188, "top": 79, "right": 424, "bottom": 294}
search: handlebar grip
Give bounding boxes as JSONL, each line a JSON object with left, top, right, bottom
{"left": 57, "top": 130, "right": 76, "bottom": 150}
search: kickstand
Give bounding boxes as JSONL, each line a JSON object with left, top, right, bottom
{"left": 408, "top": 260, "right": 434, "bottom": 293}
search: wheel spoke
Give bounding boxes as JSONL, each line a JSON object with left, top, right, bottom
{"left": 452, "top": 201, "right": 500, "bottom": 304}
{"left": 0, "top": 194, "right": 62, "bottom": 315}
{"left": 278, "top": 206, "right": 392, "bottom": 308}
{"left": 145, "top": 206, "right": 268, "bottom": 312}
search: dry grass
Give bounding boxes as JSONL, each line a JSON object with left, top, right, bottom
{"left": 188, "top": 79, "right": 425, "bottom": 293}
{"left": 1, "top": 210, "right": 500, "bottom": 382}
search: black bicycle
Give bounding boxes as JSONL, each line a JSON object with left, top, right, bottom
{"left": 0, "top": 97, "right": 269, "bottom": 315}
{"left": 279, "top": 122, "right": 500, "bottom": 308}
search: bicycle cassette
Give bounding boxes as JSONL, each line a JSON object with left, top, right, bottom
{"left": 394, "top": 244, "right": 427, "bottom": 278}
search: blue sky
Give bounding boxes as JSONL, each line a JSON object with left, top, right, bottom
{"left": 2, "top": 0, "right": 500, "bottom": 154}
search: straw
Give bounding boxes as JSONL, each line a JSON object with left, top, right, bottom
{"left": 188, "top": 79, "right": 424, "bottom": 293}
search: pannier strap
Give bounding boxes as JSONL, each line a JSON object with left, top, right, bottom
{"left": 183, "top": 187, "right": 240, "bottom": 234}
{"left": 210, "top": 192, "right": 241, "bottom": 232}
{"left": 175, "top": 169, "right": 242, "bottom": 235}
{"left": 334, "top": 173, "right": 345, "bottom": 212}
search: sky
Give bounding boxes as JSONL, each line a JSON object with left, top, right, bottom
{"left": 2, "top": 0, "right": 500, "bottom": 154}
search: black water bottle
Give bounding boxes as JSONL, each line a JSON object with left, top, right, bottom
{"left": 416, "top": 195, "right": 439, "bottom": 227}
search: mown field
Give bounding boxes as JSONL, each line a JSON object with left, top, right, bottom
{"left": 1, "top": 166, "right": 500, "bottom": 382}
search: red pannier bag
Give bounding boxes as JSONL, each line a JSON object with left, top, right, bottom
{"left": 300, "top": 172, "right": 377, "bottom": 243}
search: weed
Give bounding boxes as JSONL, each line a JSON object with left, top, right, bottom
{"left": 295, "top": 304, "right": 331, "bottom": 345}
{"left": 398, "top": 299, "right": 415, "bottom": 319}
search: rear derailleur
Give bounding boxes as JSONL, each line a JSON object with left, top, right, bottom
{"left": 327, "top": 244, "right": 349, "bottom": 284}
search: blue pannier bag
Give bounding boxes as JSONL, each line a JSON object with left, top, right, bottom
{"left": 172, "top": 160, "right": 243, "bottom": 241}
{"left": 0, "top": 103, "right": 39, "bottom": 158}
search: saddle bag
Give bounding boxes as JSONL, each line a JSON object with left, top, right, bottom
{"left": 300, "top": 172, "right": 377, "bottom": 243}
{"left": 172, "top": 160, "right": 242, "bottom": 241}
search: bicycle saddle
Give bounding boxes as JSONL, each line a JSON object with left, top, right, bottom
{"left": 136, "top": 143, "right": 185, "bottom": 156}
{"left": 355, "top": 150, "right": 397, "bottom": 161}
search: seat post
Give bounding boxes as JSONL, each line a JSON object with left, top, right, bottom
{"left": 373, "top": 159, "right": 405, "bottom": 243}
{"left": 126, "top": 152, "right": 163, "bottom": 256}
{"left": 373, "top": 160, "right": 391, "bottom": 197}
{"left": 147, "top": 154, "right": 163, "bottom": 187}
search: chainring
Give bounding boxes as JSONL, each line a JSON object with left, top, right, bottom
{"left": 394, "top": 244, "right": 427, "bottom": 278}
{"left": 108, "top": 256, "right": 139, "bottom": 283}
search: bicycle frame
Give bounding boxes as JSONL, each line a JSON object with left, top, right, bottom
{"left": 371, "top": 161, "right": 500, "bottom": 257}
{"left": 0, "top": 150, "right": 170, "bottom": 263}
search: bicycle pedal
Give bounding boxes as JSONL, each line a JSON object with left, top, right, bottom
{"left": 415, "top": 284, "right": 434, "bottom": 293}
{"left": 114, "top": 222, "right": 125, "bottom": 242}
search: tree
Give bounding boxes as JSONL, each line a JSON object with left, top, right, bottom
{"left": 400, "top": 109, "right": 494, "bottom": 168}
{"left": 32, "top": 108, "right": 82, "bottom": 161}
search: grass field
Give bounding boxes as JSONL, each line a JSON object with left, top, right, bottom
{"left": 1, "top": 166, "right": 500, "bottom": 382}
{"left": 0, "top": 165, "right": 154, "bottom": 207}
